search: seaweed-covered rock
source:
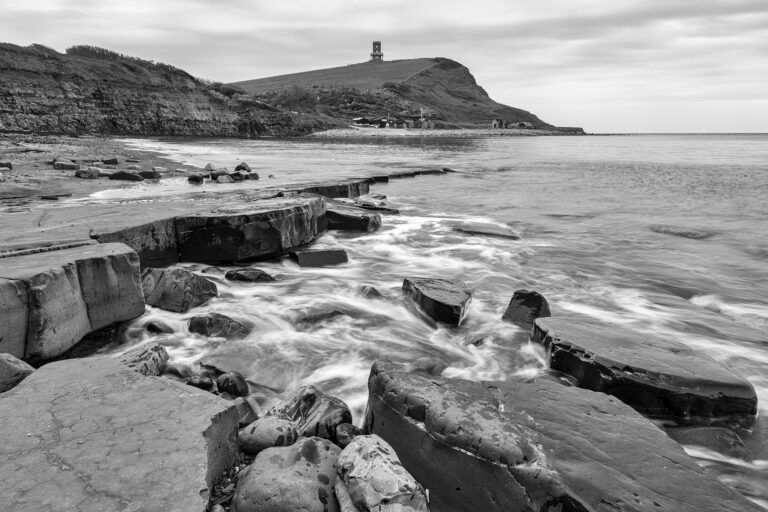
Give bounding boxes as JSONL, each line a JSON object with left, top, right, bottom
{"left": 141, "top": 267, "right": 217, "bottom": 313}
{"left": 402, "top": 277, "right": 472, "bottom": 326}
{"left": 268, "top": 385, "right": 352, "bottom": 442}
{"left": 501, "top": 289, "right": 551, "bottom": 329}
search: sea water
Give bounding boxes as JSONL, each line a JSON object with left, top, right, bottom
{"left": 100, "top": 134, "right": 768, "bottom": 506}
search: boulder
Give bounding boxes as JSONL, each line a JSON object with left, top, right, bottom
{"left": 452, "top": 221, "right": 520, "bottom": 240}
{"left": 666, "top": 427, "right": 749, "bottom": 459}
{"left": 225, "top": 268, "right": 276, "bottom": 283}
{"left": 0, "top": 356, "right": 240, "bottom": 512}
{"left": 501, "top": 289, "right": 551, "bottom": 329}
{"left": 532, "top": 317, "right": 758, "bottom": 425}
{"left": 268, "top": 385, "right": 353, "bottom": 442}
{"left": 189, "top": 312, "right": 250, "bottom": 340}
{"left": 230, "top": 171, "right": 245, "bottom": 182}
{"left": 102, "top": 157, "right": 119, "bottom": 165}
{"left": 238, "top": 416, "right": 299, "bottom": 454}
{"left": 336, "top": 434, "right": 428, "bottom": 512}
{"left": 109, "top": 170, "right": 144, "bottom": 181}
{"left": 235, "top": 161, "right": 252, "bottom": 173}
{"left": 245, "top": 171, "right": 260, "bottom": 180}
{"left": 216, "top": 174, "right": 234, "bottom": 184}
{"left": 335, "top": 423, "right": 363, "bottom": 448}
{"left": 0, "top": 353, "right": 35, "bottom": 393}
{"left": 144, "top": 320, "right": 174, "bottom": 334}
{"left": 141, "top": 267, "right": 217, "bottom": 313}
{"left": 188, "top": 173, "right": 204, "bottom": 184}
{"left": 402, "top": 277, "right": 472, "bottom": 326}
{"left": 139, "top": 169, "right": 162, "bottom": 179}
{"left": 74, "top": 168, "right": 100, "bottom": 179}
{"left": 216, "top": 371, "right": 249, "bottom": 397}
{"left": 117, "top": 342, "right": 169, "bottom": 376}
{"left": 365, "top": 362, "right": 764, "bottom": 512}
{"left": 175, "top": 196, "right": 327, "bottom": 263}
{"left": 0, "top": 243, "right": 145, "bottom": 361}
{"left": 231, "top": 437, "right": 341, "bottom": 512}
{"left": 204, "top": 163, "right": 217, "bottom": 173}
{"left": 289, "top": 249, "right": 348, "bottom": 267}
{"left": 327, "top": 203, "right": 382, "bottom": 232}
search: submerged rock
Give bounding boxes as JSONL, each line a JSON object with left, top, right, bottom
{"left": 336, "top": 434, "right": 428, "bottom": 512}
{"left": 268, "top": 385, "right": 353, "bottom": 442}
{"left": 667, "top": 426, "right": 749, "bottom": 460}
{"left": 290, "top": 249, "right": 348, "bottom": 267}
{"left": 365, "top": 361, "right": 763, "bottom": 512}
{"left": 231, "top": 437, "right": 341, "bottom": 512}
{"left": 238, "top": 416, "right": 299, "bottom": 454}
{"left": 225, "top": 268, "right": 276, "bottom": 282}
{"left": 402, "top": 277, "right": 472, "bottom": 326}
{"left": 501, "top": 289, "right": 551, "bottom": 329}
{"left": 452, "top": 221, "right": 520, "bottom": 240}
{"left": 189, "top": 312, "right": 250, "bottom": 340}
{"left": 141, "top": 267, "right": 218, "bottom": 313}
{"left": 532, "top": 317, "right": 758, "bottom": 425}
{"left": 0, "top": 354, "right": 35, "bottom": 393}
{"left": 359, "top": 284, "right": 383, "bottom": 299}
{"left": 117, "top": 342, "right": 169, "bottom": 376}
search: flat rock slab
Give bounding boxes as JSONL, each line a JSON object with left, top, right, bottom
{"left": 402, "top": 277, "right": 472, "bottom": 326}
{"left": 0, "top": 243, "right": 145, "bottom": 361}
{"left": 364, "top": 362, "right": 763, "bottom": 512}
{"left": 532, "top": 317, "right": 757, "bottom": 425}
{"left": 290, "top": 249, "right": 349, "bottom": 267}
{"left": 0, "top": 356, "right": 239, "bottom": 512}
{"left": 326, "top": 202, "right": 382, "bottom": 232}
{"left": 451, "top": 221, "right": 520, "bottom": 240}
{"left": 290, "top": 178, "right": 370, "bottom": 198}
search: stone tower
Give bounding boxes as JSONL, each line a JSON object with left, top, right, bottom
{"left": 370, "top": 41, "right": 383, "bottom": 62}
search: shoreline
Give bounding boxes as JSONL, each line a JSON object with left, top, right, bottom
{"left": 306, "top": 126, "right": 573, "bottom": 138}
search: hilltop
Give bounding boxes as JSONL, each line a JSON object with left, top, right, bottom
{"left": 233, "top": 57, "right": 580, "bottom": 131}
{"left": 0, "top": 43, "right": 335, "bottom": 137}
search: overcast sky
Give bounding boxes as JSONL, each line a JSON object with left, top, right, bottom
{"left": 2, "top": 0, "right": 766, "bottom": 132}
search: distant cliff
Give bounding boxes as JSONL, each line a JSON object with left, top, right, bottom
{"left": 232, "top": 58, "right": 582, "bottom": 132}
{"left": 0, "top": 43, "right": 335, "bottom": 137}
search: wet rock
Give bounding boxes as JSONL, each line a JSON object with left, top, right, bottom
{"left": 0, "top": 353, "right": 35, "bottom": 393}
{"left": 216, "top": 371, "right": 249, "bottom": 397}
{"left": 189, "top": 312, "right": 250, "bottom": 340}
{"left": 245, "top": 171, "right": 260, "bottom": 180}
{"left": 187, "top": 173, "right": 204, "bottom": 184}
{"left": 452, "top": 221, "right": 520, "bottom": 240}
{"left": 327, "top": 203, "right": 382, "bottom": 232}
{"left": 359, "top": 285, "right": 382, "bottom": 299}
{"left": 230, "top": 171, "right": 245, "bottom": 182}
{"left": 353, "top": 199, "right": 400, "bottom": 214}
{"left": 74, "top": 168, "right": 100, "bottom": 179}
{"left": 532, "top": 317, "right": 758, "bottom": 425}
{"left": 125, "top": 164, "right": 142, "bottom": 170}
{"left": 117, "top": 342, "right": 169, "bottom": 376}
{"left": 109, "top": 170, "right": 144, "bottom": 181}
{"left": 412, "top": 356, "right": 447, "bottom": 376}
{"left": 102, "top": 157, "right": 119, "bottom": 165}
{"left": 334, "top": 423, "right": 363, "bottom": 449}
{"left": 53, "top": 161, "right": 79, "bottom": 170}
{"left": 371, "top": 175, "right": 389, "bottom": 183}
{"left": 402, "top": 277, "right": 472, "bottom": 326}
{"left": 365, "top": 361, "right": 764, "bottom": 512}
{"left": 204, "top": 162, "right": 217, "bottom": 173}
{"left": 295, "top": 179, "right": 370, "bottom": 198}
{"left": 231, "top": 436, "right": 341, "bottom": 512}
{"left": 233, "top": 396, "right": 260, "bottom": 427}
{"left": 442, "top": 167, "right": 458, "bottom": 173}
{"left": 186, "top": 374, "right": 215, "bottom": 391}
{"left": 667, "top": 427, "right": 750, "bottom": 459}
{"left": 336, "top": 434, "right": 428, "bottom": 512}
{"left": 144, "top": 320, "right": 174, "bottom": 334}
{"left": 651, "top": 224, "right": 718, "bottom": 240}
{"left": 141, "top": 267, "right": 218, "bottom": 313}
{"left": 225, "top": 268, "right": 276, "bottom": 282}
{"left": 234, "top": 161, "right": 251, "bottom": 173}
{"left": 216, "top": 174, "right": 233, "bottom": 184}
{"left": 238, "top": 416, "right": 299, "bottom": 454}
{"left": 0, "top": 161, "right": 13, "bottom": 170}
{"left": 268, "top": 385, "right": 353, "bottom": 442}
{"left": 138, "top": 169, "right": 162, "bottom": 179}
{"left": 268, "top": 174, "right": 276, "bottom": 179}
{"left": 290, "top": 249, "right": 348, "bottom": 267}
{"left": 125, "top": 158, "right": 139, "bottom": 163}
{"left": 501, "top": 289, "right": 551, "bottom": 329}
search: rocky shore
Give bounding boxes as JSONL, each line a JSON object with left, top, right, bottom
{"left": 0, "top": 139, "right": 761, "bottom": 511}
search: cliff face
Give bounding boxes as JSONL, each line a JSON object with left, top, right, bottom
{"left": 0, "top": 44, "right": 333, "bottom": 137}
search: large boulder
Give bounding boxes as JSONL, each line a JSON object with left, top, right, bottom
{"left": 501, "top": 289, "right": 551, "bottom": 329}
{"left": 336, "top": 434, "right": 428, "bottom": 512}
{"left": 0, "top": 243, "right": 145, "bottom": 361}
{"left": 189, "top": 312, "right": 250, "bottom": 339}
{"left": 116, "top": 342, "right": 169, "bottom": 376}
{"left": 326, "top": 203, "right": 382, "bottom": 232}
{"left": 141, "top": 267, "right": 217, "bottom": 313}
{"left": 0, "top": 353, "right": 35, "bottom": 393}
{"left": 175, "top": 196, "right": 327, "bottom": 263}
{"left": 268, "top": 385, "right": 353, "bottom": 443}
{"left": 0, "top": 356, "right": 240, "bottom": 511}
{"left": 238, "top": 416, "right": 299, "bottom": 455}
{"left": 402, "top": 277, "right": 472, "bottom": 326}
{"left": 231, "top": 436, "right": 341, "bottom": 512}
{"left": 365, "top": 362, "right": 763, "bottom": 512}
{"left": 532, "top": 317, "right": 757, "bottom": 425}
{"left": 290, "top": 249, "right": 348, "bottom": 267}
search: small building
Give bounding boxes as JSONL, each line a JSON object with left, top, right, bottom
{"left": 352, "top": 117, "right": 371, "bottom": 125}
{"left": 491, "top": 119, "right": 508, "bottom": 129}
{"left": 512, "top": 121, "right": 534, "bottom": 129}
{"left": 370, "top": 41, "right": 383, "bottom": 62}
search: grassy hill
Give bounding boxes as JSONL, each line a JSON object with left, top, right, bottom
{"left": 232, "top": 57, "right": 580, "bottom": 131}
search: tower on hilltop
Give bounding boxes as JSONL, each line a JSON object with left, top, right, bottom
{"left": 370, "top": 41, "right": 383, "bottom": 62}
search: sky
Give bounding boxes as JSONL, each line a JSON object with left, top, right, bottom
{"left": 1, "top": 0, "right": 766, "bottom": 133}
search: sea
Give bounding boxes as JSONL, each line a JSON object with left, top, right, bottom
{"left": 88, "top": 133, "right": 768, "bottom": 506}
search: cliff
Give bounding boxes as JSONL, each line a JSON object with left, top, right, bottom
{"left": 0, "top": 43, "right": 335, "bottom": 137}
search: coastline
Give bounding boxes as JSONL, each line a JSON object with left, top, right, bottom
{"left": 306, "top": 126, "right": 571, "bottom": 138}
